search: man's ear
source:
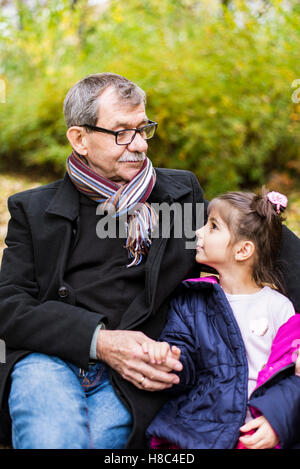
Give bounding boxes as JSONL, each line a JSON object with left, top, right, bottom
{"left": 66, "top": 127, "right": 88, "bottom": 156}
{"left": 235, "top": 240, "right": 255, "bottom": 262}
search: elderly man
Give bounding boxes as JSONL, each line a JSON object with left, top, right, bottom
{"left": 0, "top": 73, "right": 205, "bottom": 449}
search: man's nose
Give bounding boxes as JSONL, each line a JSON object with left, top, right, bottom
{"left": 127, "top": 132, "right": 148, "bottom": 153}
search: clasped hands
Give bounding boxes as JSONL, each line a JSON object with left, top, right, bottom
{"left": 96, "top": 329, "right": 182, "bottom": 392}
{"left": 97, "top": 332, "right": 300, "bottom": 449}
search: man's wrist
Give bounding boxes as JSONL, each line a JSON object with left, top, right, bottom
{"left": 96, "top": 327, "right": 110, "bottom": 361}
{"left": 89, "top": 321, "right": 106, "bottom": 360}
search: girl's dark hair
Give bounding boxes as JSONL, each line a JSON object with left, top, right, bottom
{"left": 208, "top": 188, "right": 287, "bottom": 293}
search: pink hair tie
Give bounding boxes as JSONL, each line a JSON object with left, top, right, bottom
{"left": 267, "top": 191, "right": 288, "bottom": 214}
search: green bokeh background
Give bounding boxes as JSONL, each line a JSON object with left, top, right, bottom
{"left": 0, "top": 0, "right": 300, "bottom": 198}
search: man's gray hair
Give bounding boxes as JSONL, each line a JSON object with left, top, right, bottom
{"left": 63, "top": 73, "right": 146, "bottom": 128}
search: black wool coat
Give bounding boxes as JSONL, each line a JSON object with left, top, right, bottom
{"left": 0, "top": 168, "right": 300, "bottom": 448}
{"left": 0, "top": 168, "right": 205, "bottom": 448}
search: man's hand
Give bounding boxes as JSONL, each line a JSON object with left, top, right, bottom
{"left": 239, "top": 416, "right": 279, "bottom": 449}
{"left": 96, "top": 329, "right": 183, "bottom": 391}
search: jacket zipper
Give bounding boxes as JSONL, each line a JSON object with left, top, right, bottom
{"left": 249, "top": 362, "right": 295, "bottom": 401}
{"left": 216, "top": 289, "right": 249, "bottom": 447}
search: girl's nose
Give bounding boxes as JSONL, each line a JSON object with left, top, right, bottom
{"left": 195, "top": 226, "right": 205, "bottom": 239}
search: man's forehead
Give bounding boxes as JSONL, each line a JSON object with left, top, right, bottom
{"left": 97, "top": 86, "right": 147, "bottom": 125}
{"left": 98, "top": 86, "right": 121, "bottom": 107}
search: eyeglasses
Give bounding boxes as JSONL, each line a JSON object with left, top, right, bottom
{"left": 81, "top": 120, "right": 158, "bottom": 146}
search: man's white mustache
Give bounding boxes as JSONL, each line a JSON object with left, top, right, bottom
{"left": 118, "top": 152, "right": 146, "bottom": 162}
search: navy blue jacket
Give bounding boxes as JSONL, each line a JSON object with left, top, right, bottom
{"left": 147, "top": 279, "right": 300, "bottom": 449}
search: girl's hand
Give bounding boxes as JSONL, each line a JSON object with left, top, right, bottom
{"left": 142, "top": 340, "right": 181, "bottom": 365}
{"left": 239, "top": 416, "right": 279, "bottom": 449}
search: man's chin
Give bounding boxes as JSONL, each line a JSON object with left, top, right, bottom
{"left": 115, "top": 164, "right": 143, "bottom": 185}
{"left": 123, "top": 161, "right": 144, "bottom": 175}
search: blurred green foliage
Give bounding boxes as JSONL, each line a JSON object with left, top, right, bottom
{"left": 0, "top": 0, "right": 300, "bottom": 197}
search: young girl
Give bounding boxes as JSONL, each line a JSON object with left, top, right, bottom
{"left": 145, "top": 190, "right": 300, "bottom": 449}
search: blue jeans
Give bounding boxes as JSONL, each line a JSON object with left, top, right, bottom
{"left": 8, "top": 353, "right": 132, "bottom": 449}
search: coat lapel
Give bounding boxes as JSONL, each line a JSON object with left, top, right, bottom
{"left": 119, "top": 169, "right": 194, "bottom": 330}
{"left": 38, "top": 175, "right": 80, "bottom": 302}
{"left": 145, "top": 169, "right": 193, "bottom": 307}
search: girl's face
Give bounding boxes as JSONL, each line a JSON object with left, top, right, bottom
{"left": 195, "top": 208, "right": 234, "bottom": 269}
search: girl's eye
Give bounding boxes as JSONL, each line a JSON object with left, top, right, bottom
{"left": 210, "top": 222, "right": 218, "bottom": 230}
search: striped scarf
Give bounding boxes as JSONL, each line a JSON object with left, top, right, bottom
{"left": 67, "top": 151, "right": 157, "bottom": 267}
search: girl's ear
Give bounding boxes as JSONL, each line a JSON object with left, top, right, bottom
{"left": 235, "top": 240, "right": 255, "bottom": 262}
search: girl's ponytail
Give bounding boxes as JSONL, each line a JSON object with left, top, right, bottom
{"left": 250, "top": 188, "right": 288, "bottom": 223}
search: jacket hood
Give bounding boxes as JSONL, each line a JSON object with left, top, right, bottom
{"left": 183, "top": 275, "right": 219, "bottom": 285}
{"left": 181, "top": 275, "right": 220, "bottom": 292}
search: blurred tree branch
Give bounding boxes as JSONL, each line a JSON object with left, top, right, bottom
{"left": 71, "top": 0, "right": 89, "bottom": 49}
{"left": 15, "top": 0, "right": 26, "bottom": 30}
{"left": 70, "top": 0, "right": 79, "bottom": 9}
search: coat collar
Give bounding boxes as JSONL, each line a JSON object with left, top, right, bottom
{"left": 45, "top": 174, "right": 80, "bottom": 221}
{"left": 149, "top": 168, "right": 193, "bottom": 203}
{"left": 45, "top": 168, "right": 193, "bottom": 220}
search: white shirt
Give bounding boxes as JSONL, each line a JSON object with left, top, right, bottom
{"left": 225, "top": 286, "right": 295, "bottom": 405}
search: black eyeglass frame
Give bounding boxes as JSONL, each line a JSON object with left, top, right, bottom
{"left": 81, "top": 120, "right": 158, "bottom": 146}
